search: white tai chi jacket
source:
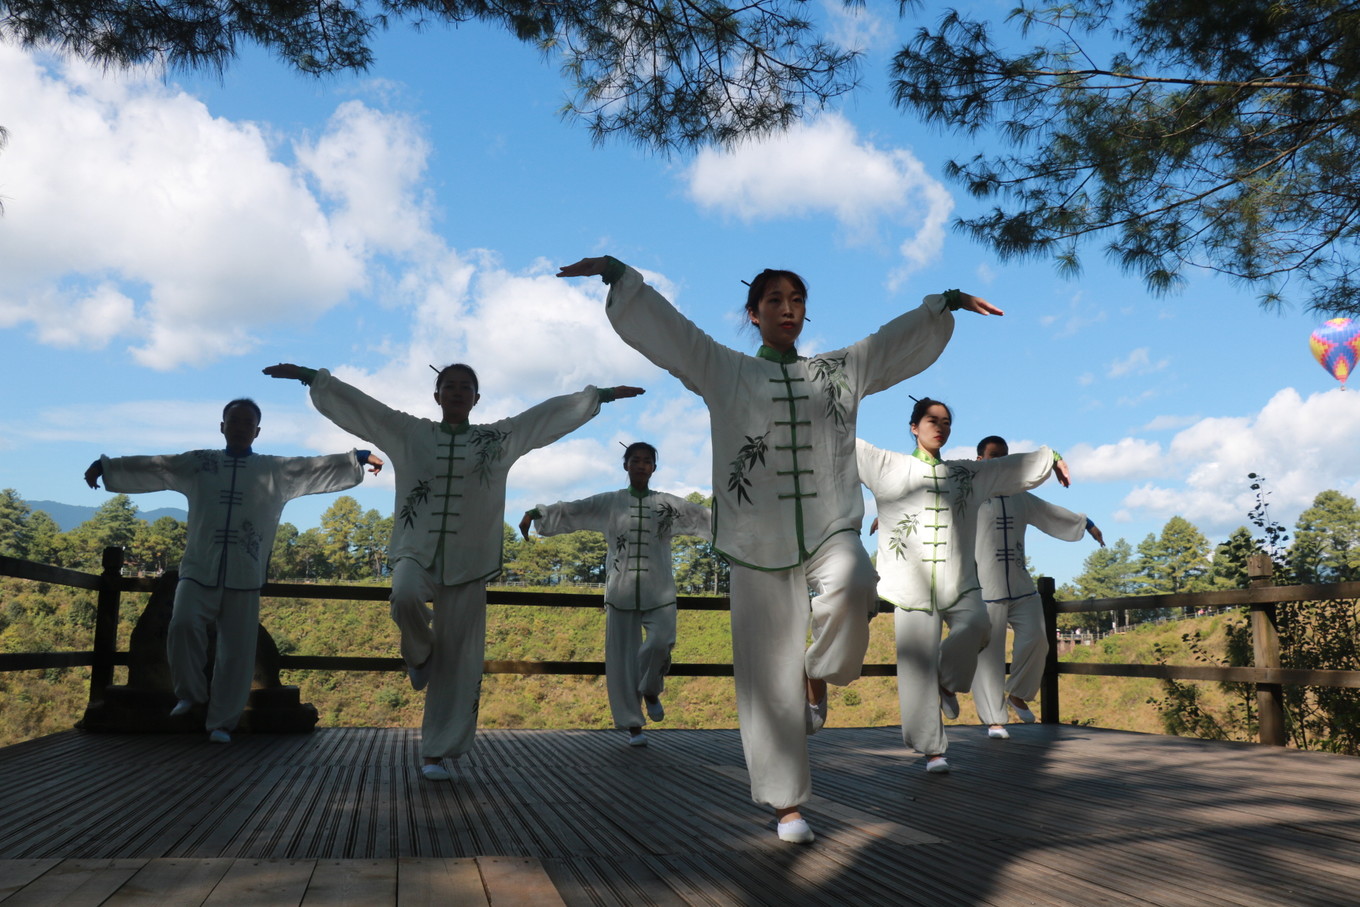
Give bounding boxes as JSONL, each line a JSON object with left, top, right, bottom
{"left": 100, "top": 449, "right": 364, "bottom": 590}
{"left": 976, "top": 492, "right": 1089, "bottom": 604}
{"left": 856, "top": 442, "right": 1058, "bottom": 612}
{"left": 605, "top": 264, "right": 956, "bottom": 570}
{"left": 534, "top": 488, "right": 713, "bottom": 610}
{"left": 307, "top": 368, "right": 606, "bottom": 585}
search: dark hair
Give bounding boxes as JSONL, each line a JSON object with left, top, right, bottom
{"left": 622, "top": 441, "right": 658, "bottom": 466}
{"left": 743, "top": 269, "right": 808, "bottom": 323}
{"left": 435, "top": 363, "right": 480, "bottom": 393}
{"left": 223, "top": 398, "right": 262, "bottom": 423}
{"left": 976, "top": 435, "right": 1008, "bottom": 457}
{"left": 909, "top": 397, "right": 952, "bottom": 426}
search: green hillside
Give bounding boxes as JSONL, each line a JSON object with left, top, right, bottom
{"left": 1, "top": 577, "right": 1253, "bottom": 747}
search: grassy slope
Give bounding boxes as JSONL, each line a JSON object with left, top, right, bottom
{"left": 0, "top": 578, "right": 1248, "bottom": 746}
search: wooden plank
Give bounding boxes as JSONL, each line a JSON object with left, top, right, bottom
{"left": 396, "top": 857, "right": 487, "bottom": 907}
{"left": 102, "top": 858, "right": 234, "bottom": 906}
{"left": 299, "top": 859, "right": 396, "bottom": 905}
{"left": 476, "top": 857, "right": 566, "bottom": 907}
{"left": 0, "top": 860, "right": 59, "bottom": 900}
{"left": 201, "top": 858, "right": 315, "bottom": 906}
{"left": 0, "top": 858, "right": 145, "bottom": 907}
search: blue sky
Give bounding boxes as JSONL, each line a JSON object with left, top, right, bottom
{"left": 3, "top": 3, "right": 1359, "bottom": 585}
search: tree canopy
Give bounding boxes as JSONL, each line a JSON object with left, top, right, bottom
{"left": 891, "top": 0, "right": 1360, "bottom": 313}
{"left": 1, "top": 0, "right": 858, "bottom": 149}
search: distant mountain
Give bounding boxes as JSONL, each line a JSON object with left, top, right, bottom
{"left": 25, "top": 500, "right": 189, "bottom": 532}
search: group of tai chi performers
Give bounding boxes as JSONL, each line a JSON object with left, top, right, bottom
{"left": 84, "top": 255, "right": 1102, "bottom": 845}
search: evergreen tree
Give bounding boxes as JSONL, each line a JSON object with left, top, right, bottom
{"left": 1211, "top": 526, "right": 1258, "bottom": 590}
{"left": 0, "top": 489, "right": 32, "bottom": 558}
{"left": 889, "top": 0, "right": 1360, "bottom": 312}
{"left": 1137, "top": 516, "right": 1213, "bottom": 600}
{"left": 1289, "top": 490, "right": 1360, "bottom": 583}
{"left": 1, "top": 0, "right": 858, "bottom": 150}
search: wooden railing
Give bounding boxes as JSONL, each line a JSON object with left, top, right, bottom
{"left": 1037, "top": 554, "right": 1360, "bottom": 746}
{"left": 5, "top": 548, "right": 1360, "bottom": 746}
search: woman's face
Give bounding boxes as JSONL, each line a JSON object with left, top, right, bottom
{"left": 911, "top": 404, "right": 953, "bottom": 454}
{"left": 749, "top": 276, "right": 806, "bottom": 352}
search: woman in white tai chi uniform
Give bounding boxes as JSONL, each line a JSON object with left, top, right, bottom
{"left": 558, "top": 255, "right": 1001, "bottom": 844}
{"left": 857, "top": 400, "right": 1070, "bottom": 773}
{"left": 521, "top": 441, "right": 711, "bottom": 746}
{"left": 971, "top": 434, "right": 1103, "bottom": 738}
{"left": 266, "top": 362, "right": 642, "bottom": 781}
{"left": 85, "top": 398, "right": 382, "bottom": 743}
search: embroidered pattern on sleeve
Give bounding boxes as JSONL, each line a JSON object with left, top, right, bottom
{"left": 727, "top": 432, "right": 770, "bottom": 506}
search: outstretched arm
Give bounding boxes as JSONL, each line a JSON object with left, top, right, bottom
{"left": 952, "top": 291, "right": 1004, "bottom": 317}
{"left": 518, "top": 510, "right": 537, "bottom": 540}
{"left": 263, "top": 363, "right": 309, "bottom": 381}
{"left": 1054, "top": 457, "right": 1072, "bottom": 488}
{"left": 362, "top": 452, "right": 384, "bottom": 475}
{"left": 557, "top": 257, "right": 613, "bottom": 280}
{"left": 608, "top": 386, "right": 645, "bottom": 400}
{"left": 1088, "top": 522, "right": 1106, "bottom": 547}
{"left": 84, "top": 460, "right": 103, "bottom": 489}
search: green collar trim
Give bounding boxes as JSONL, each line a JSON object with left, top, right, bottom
{"left": 440, "top": 420, "right": 471, "bottom": 436}
{"left": 756, "top": 344, "right": 799, "bottom": 364}
{"left": 912, "top": 447, "right": 942, "bottom": 466}
{"left": 628, "top": 485, "right": 651, "bottom": 500}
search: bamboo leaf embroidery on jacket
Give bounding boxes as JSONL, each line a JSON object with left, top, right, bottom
{"left": 470, "top": 427, "right": 511, "bottom": 486}
{"left": 655, "top": 501, "right": 679, "bottom": 536}
{"left": 400, "top": 479, "right": 431, "bottom": 528}
{"left": 727, "top": 432, "right": 770, "bottom": 506}
{"left": 888, "top": 513, "right": 921, "bottom": 560}
{"left": 807, "top": 354, "right": 851, "bottom": 430}
{"left": 193, "top": 451, "right": 220, "bottom": 474}
{"left": 240, "top": 520, "right": 261, "bottom": 560}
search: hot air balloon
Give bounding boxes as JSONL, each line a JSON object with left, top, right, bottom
{"left": 1310, "top": 318, "right": 1360, "bottom": 388}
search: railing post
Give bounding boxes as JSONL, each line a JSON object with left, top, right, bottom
{"left": 1247, "top": 554, "right": 1286, "bottom": 746}
{"left": 89, "top": 546, "right": 124, "bottom": 706}
{"left": 1039, "top": 576, "right": 1059, "bottom": 723}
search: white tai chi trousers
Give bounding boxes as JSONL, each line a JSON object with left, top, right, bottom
{"left": 605, "top": 603, "right": 676, "bottom": 729}
{"left": 167, "top": 582, "right": 260, "bottom": 732}
{"left": 895, "top": 593, "right": 992, "bottom": 756}
{"left": 390, "top": 558, "right": 487, "bottom": 760}
{"left": 973, "top": 595, "right": 1048, "bottom": 727}
{"left": 729, "top": 531, "right": 877, "bottom": 809}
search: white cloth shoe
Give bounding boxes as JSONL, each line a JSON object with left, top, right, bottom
{"left": 169, "top": 699, "right": 195, "bottom": 718}
{"left": 645, "top": 696, "right": 665, "bottom": 722}
{"left": 421, "top": 763, "right": 452, "bottom": 781}
{"left": 939, "top": 688, "right": 960, "bottom": 720}
{"left": 988, "top": 726, "right": 1010, "bottom": 739}
{"left": 925, "top": 756, "right": 950, "bottom": 773}
{"left": 407, "top": 661, "right": 431, "bottom": 692}
{"left": 208, "top": 729, "right": 231, "bottom": 744}
{"left": 1009, "top": 698, "right": 1036, "bottom": 723}
{"left": 776, "top": 817, "right": 815, "bottom": 844}
{"left": 627, "top": 730, "right": 648, "bottom": 747}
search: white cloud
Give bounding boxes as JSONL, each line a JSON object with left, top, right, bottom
{"left": 1065, "top": 437, "right": 1166, "bottom": 481}
{"left": 1107, "top": 347, "right": 1169, "bottom": 378}
{"left": 1108, "top": 388, "right": 1360, "bottom": 533}
{"left": 821, "top": 0, "right": 893, "bottom": 53}
{"left": 684, "top": 114, "right": 953, "bottom": 280}
{"left": 1037, "top": 291, "right": 1107, "bottom": 337}
{"left": 0, "top": 47, "right": 432, "bottom": 369}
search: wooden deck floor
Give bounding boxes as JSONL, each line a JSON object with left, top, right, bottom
{"left": 1, "top": 724, "right": 1358, "bottom": 906}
